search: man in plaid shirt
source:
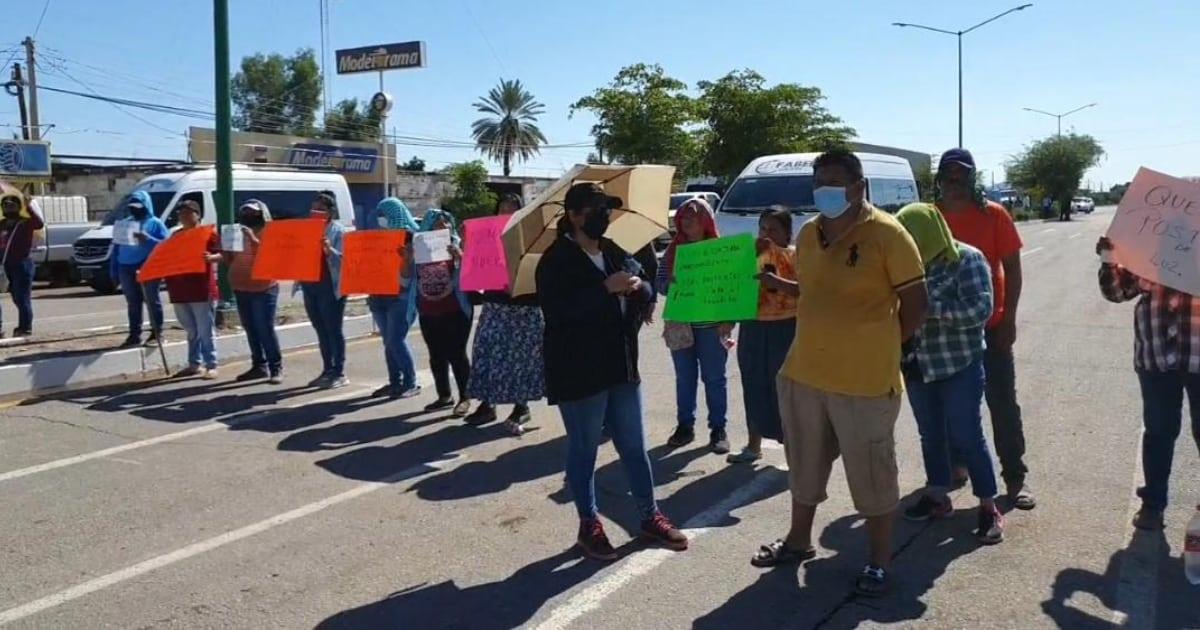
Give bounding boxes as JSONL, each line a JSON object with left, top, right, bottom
{"left": 895, "top": 204, "right": 1005, "bottom": 544}
{"left": 1097, "top": 236, "right": 1200, "bottom": 530}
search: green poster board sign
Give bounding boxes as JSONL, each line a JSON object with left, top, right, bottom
{"left": 663, "top": 233, "right": 760, "bottom": 322}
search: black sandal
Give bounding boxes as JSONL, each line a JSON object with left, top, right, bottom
{"left": 751, "top": 539, "right": 817, "bottom": 568}
{"left": 854, "top": 564, "right": 891, "bottom": 597}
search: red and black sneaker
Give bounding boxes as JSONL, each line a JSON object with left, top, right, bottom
{"left": 577, "top": 518, "right": 618, "bottom": 561}
{"left": 641, "top": 511, "right": 688, "bottom": 551}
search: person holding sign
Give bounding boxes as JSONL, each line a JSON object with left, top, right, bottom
{"left": 163, "top": 200, "right": 223, "bottom": 379}
{"left": 753, "top": 150, "right": 927, "bottom": 596}
{"left": 110, "top": 191, "right": 169, "bottom": 348}
{"left": 657, "top": 199, "right": 732, "bottom": 455}
{"left": 464, "top": 194, "right": 545, "bottom": 433}
{"left": 935, "top": 148, "right": 1035, "bottom": 511}
{"left": 300, "top": 192, "right": 349, "bottom": 389}
{"left": 225, "top": 200, "right": 284, "bottom": 384}
{"left": 1098, "top": 235, "right": 1200, "bottom": 531}
{"left": 894, "top": 203, "right": 1004, "bottom": 545}
{"left": 0, "top": 192, "right": 44, "bottom": 338}
{"left": 729, "top": 208, "right": 797, "bottom": 464}
{"left": 366, "top": 198, "right": 423, "bottom": 400}
{"left": 415, "top": 209, "right": 474, "bottom": 417}
{"left": 537, "top": 182, "right": 686, "bottom": 562}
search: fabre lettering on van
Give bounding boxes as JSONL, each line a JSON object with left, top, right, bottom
{"left": 287, "top": 144, "right": 379, "bottom": 174}
{"left": 335, "top": 41, "right": 426, "bottom": 74}
{"left": 754, "top": 159, "right": 814, "bottom": 175}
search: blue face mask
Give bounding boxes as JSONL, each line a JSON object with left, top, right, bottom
{"left": 813, "top": 186, "right": 850, "bottom": 219}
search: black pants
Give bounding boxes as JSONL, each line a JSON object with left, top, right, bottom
{"left": 984, "top": 329, "right": 1028, "bottom": 487}
{"left": 420, "top": 310, "right": 472, "bottom": 400}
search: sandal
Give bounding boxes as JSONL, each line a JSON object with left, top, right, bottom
{"left": 854, "top": 564, "right": 891, "bottom": 597}
{"left": 727, "top": 448, "right": 763, "bottom": 464}
{"left": 751, "top": 539, "right": 817, "bottom": 568}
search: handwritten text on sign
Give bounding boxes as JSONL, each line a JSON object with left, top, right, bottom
{"left": 137, "top": 226, "right": 214, "bottom": 283}
{"left": 340, "top": 230, "right": 408, "bottom": 296}
{"left": 459, "top": 216, "right": 510, "bottom": 292}
{"left": 663, "top": 233, "right": 760, "bottom": 323}
{"left": 251, "top": 218, "right": 327, "bottom": 282}
{"left": 1106, "top": 167, "right": 1200, "bottom": 296}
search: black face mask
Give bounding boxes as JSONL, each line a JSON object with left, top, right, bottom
{"left": 239, "top": 214, "right": 265, "bottom": 229}
{"left": 2, "top": 208, "right": 18, "bottom": 219}
{"left": 580, "top": 208, "right": 610, "bottom": 240}
{"left": 129, "top": 208, "right": 148, "bottom": 221}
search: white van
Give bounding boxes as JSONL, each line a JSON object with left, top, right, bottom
{"left": 714, "top": 152, "right": 919, "bottom": 238}
{"left": 73, "top": 165, "right": 355, "bottom": 294}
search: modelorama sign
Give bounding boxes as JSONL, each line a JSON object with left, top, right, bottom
{"left": 335, "top": 41, "right": 426, "bottom": 74}
{"left": 187, "top": 127, "right": 395, "bottom": 185}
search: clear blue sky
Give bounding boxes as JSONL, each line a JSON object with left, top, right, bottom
{"left": 3, "top": 0, "right": 1197, "bottom": 189}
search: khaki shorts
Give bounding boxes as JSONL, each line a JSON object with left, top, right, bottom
{"left": 777, "top": 376, "right": 901, "bottom": 517}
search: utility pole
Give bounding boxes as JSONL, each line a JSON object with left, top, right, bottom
{"left": 22, "top": 37, "right": 40, "bottom": 141}
{"left": 213, "top": 0, "right": 235, "bottom": 316}
{"left": 10, "top": 63, "right": 30, "bottom": 140}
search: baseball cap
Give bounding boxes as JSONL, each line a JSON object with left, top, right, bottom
{"left": 938, "top": 148, "right": 976, "bottom": 172}
{"left": 127, "top": 200, "right": 146, "bottom": 210}
{"left": 564, "top": 182, "right": 622, "bottom": 212}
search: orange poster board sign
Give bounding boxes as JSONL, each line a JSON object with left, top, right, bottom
{"left": 251, "top": 218, "right": 326, "bottom": 282}
{"left": 340, "top": 229, "right": 409, "bottom": 296}
{"left": 137, "top": 226, "right": 215, "bottom": 283}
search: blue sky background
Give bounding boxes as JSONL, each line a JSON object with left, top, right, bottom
{"left": 3, "top": 0, "right": 1197, "bottom": 188}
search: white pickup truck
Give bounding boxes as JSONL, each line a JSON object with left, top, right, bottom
{"left": 29, "top": 196, "right": 97, "bottom": 285}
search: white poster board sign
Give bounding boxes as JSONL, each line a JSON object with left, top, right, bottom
{"left": 413, "top": 229, "right": 452, "bottom": 264}
{"left": 1106, "top": 167, "right": 1200, "bottom": 295}
{"left": 112, "top": 219, "right": 140, "bottom": 247}
{"left": 221, "top": 224, "right": 245, "bottom": 252}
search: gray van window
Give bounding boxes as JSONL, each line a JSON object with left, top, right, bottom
{"left": 722, "top": 176, "right": 814, "bottom": 213}
{"left": 869, "top": 177, "right": 918, "bottom": 213}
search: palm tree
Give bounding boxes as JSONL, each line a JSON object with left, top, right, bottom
{"left": 471, "top": 79, "right": 547, "bottom": 176}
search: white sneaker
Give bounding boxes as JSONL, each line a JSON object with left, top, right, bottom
{"left": 202, "top": 368, "right": 219, "bottom": 380}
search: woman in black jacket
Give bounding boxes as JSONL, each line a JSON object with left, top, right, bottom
{"left": 536, "top": 183, "right": 687, "bottom": 562}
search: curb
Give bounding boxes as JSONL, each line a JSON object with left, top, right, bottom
{"left": 0, "top": 315, "right": 376, "bottom": 401}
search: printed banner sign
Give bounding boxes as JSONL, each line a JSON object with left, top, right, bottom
{"left": 138, "top": 226, "right": 214, "bottom": 282}
{"left": 251, "top": 218, "right": 326, "bottom": 282}
{"left": 1106, "top": 167, "right": 1200, "bottom": 296}
{"left": 459, "top": 216, "right": 510, "bottom": 292}
{"left": 414, "top": 229, "right": 452, "bottom": 264}
{"left": 221, "top": 224, "right": 244, "bottom": 252}
{"left": 663, "top": 233, "right": 760, "bottom": 322}
{"left": 340, "top": 230, "right": 408, "bottom": 296}
{"left": 113, "top": 219, "right": 140, "bottom": 246}
{"left": 335, "top": 41, "right": 426, "bottom": 74}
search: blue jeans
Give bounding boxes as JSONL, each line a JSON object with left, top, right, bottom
{"left": 737, "top": 319, "right": 794, "bottom": 442}
{"left": 671, "top": 325, "right": 728, "bottom": 431}
{"left": 301, "top": 278, "right": 347, "bottom": 378}
{"left": 118, "top": 264, "right": 163, "bottom": 338}
{"left": 368, "top": 295, "right": 417, "bottom": 389}
{"left": 1136, "top": 370, "right": 1200, "bottom": 511}
{"left": 173, "top": 301, "right": 217, "bottom": 369}
{"left": 3, "top": 259, "right": 35, "bottom": 332}
{"left": 235, "top": 288, "right": 281, "bottom": 372}
{"left": 904, "top": 359, "right": 998, "bottom": 499}
{"left": 558, "top": 382, "right": 657, "bottom": 520}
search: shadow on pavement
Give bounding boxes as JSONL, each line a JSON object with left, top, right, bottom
{"left": 313, "top": 547, "right": 620, "bottom": 629}
{"left": 1042, "top": 528, "right": 1199, "bottom": 629}
{"left": 100, "top": 384, "right": 318, "bottom": 424}
{"left": 277, "top": 409, "right": 448, "bottom": 452}
{"left": 315, "top": 423, "right": 511, "bottom": 482}
{"left": 410, "top": 435, "right": 567, "bottom": 502}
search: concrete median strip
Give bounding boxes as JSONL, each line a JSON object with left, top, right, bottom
{"left": 0, "top": 315, "right": 376, "bottom": 400}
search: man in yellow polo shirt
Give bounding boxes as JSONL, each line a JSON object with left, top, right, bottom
{"left": 751, "top": 149, "right": 928, "bottom": 596}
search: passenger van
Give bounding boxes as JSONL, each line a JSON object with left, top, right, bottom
{"left": 73, "top": 166, "right": 354, "bottom": 294}
{"left": 714, "top": 152, "right": 919, "bottom": 238}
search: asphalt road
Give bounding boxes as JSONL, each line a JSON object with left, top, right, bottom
{"left": 1, "top": 206, "right": 1197, "bottom": 629}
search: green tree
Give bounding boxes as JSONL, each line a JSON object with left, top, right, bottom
{"left": 232, "top": 49, "right": 322, "bottom": 136}
{"left": 1005, "top": 134, "right": 1104, "bottom": 217}
{"left": 570, "top": 63, "right": 699, "bottom": 168}
{"left": 441, "top": 161, "right": 498, "bottom": 221}
{"left": 320, "top": 98, "right": 381, "bottom": 142}
{"left": 401, "top": 156, "right": 426, "bottom": 172}
{"left": 471, "top": 79, "right": 547, "bottom": 177}
{"left": 914, "top": 164, "right": 935, "bottom": 202}
{"left": 696, "top": 70, "right": 854, "bottom": 181}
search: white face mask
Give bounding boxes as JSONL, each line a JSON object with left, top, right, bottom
{"left": 813, "top": 186, "right": 851, "bottom": 219}
{"left": 378, "top": 215, "right": 390, "bottom": 229}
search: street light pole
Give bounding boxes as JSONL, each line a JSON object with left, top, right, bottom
{"left": 893, "top": 4, "right": 1033, "bottom": 147}
{"left": 213, "top": 0, "right": 235, "bottom": 317}
{"left": 1023, "top": 103, "right": 1098, "bottom": 136}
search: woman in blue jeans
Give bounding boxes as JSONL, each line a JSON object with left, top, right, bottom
{"left": 537, "top": 182, "right": 687, "bottom": 562}
{"left": 110, "top": 191, "right": 169, "bottom": 348}
{"left": 894, "top": 203, "right": 1004, "bottom": 544}
{"left": 300, "top": 192, "right": 348, "bottom": 389}
{"left": 657, "top": 199, "right": 731, "bottom": 454}
{"left": 0, "top": 192, "right": 43, "bottom": 338}
{"left": 367, "top": 197, "right": 422, "bottom": 400}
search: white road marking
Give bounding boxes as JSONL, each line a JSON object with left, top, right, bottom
{"left": 1069, "top": 233, "right": 1083, "bottom": 240}
{"left": 1112, "top": 428, "right": 1160, "bottom": 627}
{"left": 0, "top": 385, "right": 382, "bottom": 484}
{"left": 1022, "top": 246, "right": 1046, "bottom": 257}
{"left": 532, "top": 468, "right": 786, "bottom": 630}
{"left": 0, "top": 454, "right": 467, "bottom": 626}
{"left": 1040, "top": 228, "right": 1057, "bottom": 235}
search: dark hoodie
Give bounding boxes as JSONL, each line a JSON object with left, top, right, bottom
{"left": 535, "top": 233, "right": 652, "bottom": 404}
